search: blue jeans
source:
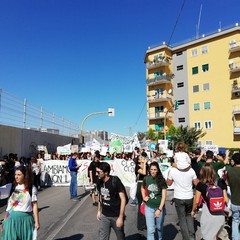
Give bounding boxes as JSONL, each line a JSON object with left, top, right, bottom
{"left": 145, "top": 205, "right": 166, "bottom": 240}
{"left": 70, "top": 171, "right": 77, "bottom": 199}
{"left": 231, "top": 203, "right": 240, "bottom": 240}
{"left": 174, "top": 198, "right": 195, "bottom": 240}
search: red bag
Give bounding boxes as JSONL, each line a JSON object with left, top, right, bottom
{"left": 206, "top": 184, "right": 225, "bottom": 213}
{"left": 140, "top": 202, "right": 146, "bottom": 215}
{"left": 140, "top": 176, "right": 148, "bottom": 216}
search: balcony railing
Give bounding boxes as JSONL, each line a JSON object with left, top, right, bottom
{"left": 146, "top": 75, "right": 172, "bottom": 86}
{"left": 148, "top": 112, "right": 173, "bottom": 120}
{"left": 233, "top": 105, "right": 240, "bottom": 114}
{"left": 146, "top": 57, "right": 171, "bottom": 70}
{"left": 229, "top": 40, "right": 240, "bottom": 53}
{"left": 229, "top": 62, "right": 240, "bottom": 73}
{"left": 147, "top": 94, "right": 172, "bottom": 103}
{"left": 234, "top": 127, "right": 240, "bottom": 134}
{"left": 232, "top": 81, "right": 240, "bottom": 93}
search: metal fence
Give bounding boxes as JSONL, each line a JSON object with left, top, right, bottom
{"left": 0, "top": 89, "right": 80, "bottom": 137}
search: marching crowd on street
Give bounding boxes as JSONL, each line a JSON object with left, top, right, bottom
{"left": 0, "top": 143, "right": 240, "bottom": 240}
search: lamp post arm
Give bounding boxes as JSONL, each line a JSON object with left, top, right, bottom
{"left": 81, "top": 111, "right": 108, "bottom": 132}
{"left": 80, "top": 111, "right": 108, "bottom": 144}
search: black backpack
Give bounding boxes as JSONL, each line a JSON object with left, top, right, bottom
{"left": 112, "top": 176, "right": 129, "bottom": 205}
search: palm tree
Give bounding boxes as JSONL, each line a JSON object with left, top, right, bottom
{"left": 168, "top": 125, "right": 206, "bottom": 150}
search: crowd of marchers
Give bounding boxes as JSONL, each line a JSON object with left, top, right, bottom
{"left": 1, "top": 143, "right": 240, "bottom": 240}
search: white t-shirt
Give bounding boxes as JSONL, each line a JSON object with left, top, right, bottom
{"left": 6, "top": 184, "right": 37, "bottom": 212}
{"left": 168, "top": 167, "right": 196, "bottom": 199}
{"left": 174, "top": 152, "right": 191, "bottom": 169}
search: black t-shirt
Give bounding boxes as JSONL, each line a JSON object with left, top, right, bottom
{"left": 134, "top": 158, "right": 148, "bottom": 181}
{"left": 196, "top": 179, "right": 227, "bottom": 203}
{"left": 191, "top": 157, "right": 201, "bottom": 178}
{"left": 88, "top": 161, "right": 100, "bottom": 184}
{"left": 97, "top": 176, "right": 125, "bottom": 217}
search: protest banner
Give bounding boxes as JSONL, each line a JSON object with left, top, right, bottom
{"left": 41, "top": 160, "right": 172, "bottom": 188}
{"left": 56, "top": 143, "right": 71, "bottom": 155}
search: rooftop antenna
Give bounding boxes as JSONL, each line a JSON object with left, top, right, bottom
{"left": 219, "top": 21, "right": 222, "bottom": 30}
{"left": 196, "top": 3, "right": 202, "bottom": 39}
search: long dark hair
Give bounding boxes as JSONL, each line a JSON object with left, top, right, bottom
{"left": 148, "top": 162, "right": 166, "bottom": 188}
{"left": 199, "top": 163, "right": 217, "bottom": 185}
{"left": 14, "top": 165, "right": 33, "bottom": 192}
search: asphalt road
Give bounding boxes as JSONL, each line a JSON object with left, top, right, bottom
{"left": 0, "top": 187, "right": 203, "bottom": 240}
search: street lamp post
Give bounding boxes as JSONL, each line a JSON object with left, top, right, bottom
{"left": 163, "top": 100, "right": 179, "bottom": 140}
{"left": 80, "top": 108, "right": 115, "bottom": 144}
{"left": 164, "top": 107, "right": 172, "bottom": 140}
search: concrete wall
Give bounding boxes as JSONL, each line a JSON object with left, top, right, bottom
{"left": 0, "top": 125, "right": 79, "bottom": 158}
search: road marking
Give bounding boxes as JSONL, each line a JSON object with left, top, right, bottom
{"left": 45, "top": 193, "right": 89, "bottom": 240}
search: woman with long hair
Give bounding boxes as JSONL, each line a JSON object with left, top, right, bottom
{"left": 191, "top": 163, "right": 228, "bottom": 240}
{"left": 2, "top": 165, "right": 40, "bottom": 240}
{"left": 141, "top": 162, "right": 167, "bottom": 240}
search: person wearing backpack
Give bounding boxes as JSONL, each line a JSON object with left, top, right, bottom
{"left": 96, "top": 162, "right": 127, "bottom": 240}
{"left": 191, "top": 163, "right": 229, "bottom": 240}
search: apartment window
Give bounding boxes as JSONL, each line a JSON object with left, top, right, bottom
{"left": 177, "top": 82, "right": 184, "bottom": 88}
{"left": 154, "top": 54, "right": 163, "bottom": 60}
{"left": 192, "top": 66, "right": 198, "bottom": 75}
{"left": 205, "top": 121, "right": 212, "bottom": 129}
{"left": 201, "top": 46, "right": 208, "bottom": 54}
{"left": 206, "top": 140, "right": 212, "bottom": 145}
{"left": 178, "top": 117, "right": 185, "bottom": 123}
{"left": 194, "top": 103, "right": 200, "bottom": 111}
{"left": 155, "top": 106, "right": 164, "bottom": 113}
{"left": 194, "top": 122, "right": 201, "bottom": 130}
{"left": 204, "top": 102, "right": 211, "bottom": 110}
{"left": 191, "top": 49, "right": 198, "bottom": 57}
{"left": 193, "top": 85, "right": 199, "bottom": 93}
{"left": 178, "top": 100, "right": 184, "bottom": 105}
{"left": 197, "top": 141, "right": 202, "bottom": 148}
{"left": 203, "top": 83, "right": 210, "bottom": 91}
{"left": 202, "top": 64, "right": 209, "bottom": 72}
{"left": 177, "top": 65, "right": 183, "bottom": 71}
{"left": 155, "top": 123, "right": 164, "bottom": 131}
{"left": 176, "top": 51, "right": 183, "bottom": 56}
{"left": 154, "top": 71, "right": 163, "bottom": 77}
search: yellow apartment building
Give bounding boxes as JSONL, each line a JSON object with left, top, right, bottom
{"left": 144, "top": 23, "right": 240, "bottom": 148}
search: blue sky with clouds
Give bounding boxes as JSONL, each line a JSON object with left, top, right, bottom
{"left": 0, "top": 0, "right": 239, "bottom": 136}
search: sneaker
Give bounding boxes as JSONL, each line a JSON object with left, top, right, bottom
{"left": 92, "top": 202, "right": 98, "bottom": 206}
{"left": 72, "top": 198, "right": 78, "bottom": 201}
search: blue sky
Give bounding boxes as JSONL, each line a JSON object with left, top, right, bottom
{"left": 0, "top": 0, "right": 239, "bottom": 136}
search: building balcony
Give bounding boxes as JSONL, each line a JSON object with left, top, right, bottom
{"left": 229, "top": 41, "right": 240, "bottom": 53}
{"left": 232, "top": 81, "right": 240, "bottom": 95}
{"left": 146, "top": 75, "right": 172, "bottom": 86}
{"left": 233, "top": 105, "right": 240, "bottom": 114}
{"left": 148, "top": 112, "right": 173, "bottom": 120}
{"left": 234, "top": 127, "right": 240, "bottom": 134}
{"left": 147, "top": 94, "right": 172, "bottom": 103}
{"left": 146, "top": 57, "right": 171, "bottom": 70}
{"left": 229, "top": 62, "right": 240, "bottom": 73}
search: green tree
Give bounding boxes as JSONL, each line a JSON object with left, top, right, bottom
{"left": 147, "top": 128, "right": 164, "bottom": 141}
{"left": 168, "top": 125, "right": 206, "bottom": 150}
{"left": 147, "top": 128, "right": 156, "bottom": 141}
